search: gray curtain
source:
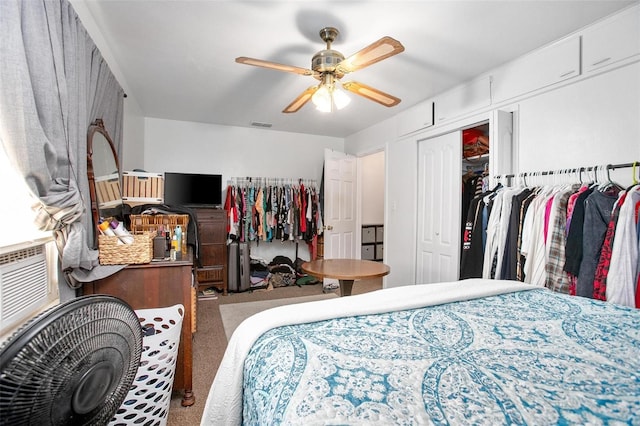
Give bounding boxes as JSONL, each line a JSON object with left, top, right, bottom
{"left": 0, "top": 0, "right": 124, "bottom": 286}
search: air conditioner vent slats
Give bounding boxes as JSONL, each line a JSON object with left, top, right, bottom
{"left": 0, "top": 245, "right": 43, "bottom": 266}
{"left": 3, "top": 264, "right": 48, "bottom": 318}
{"left": 1, "top": 243, "right": 56, "bottom": 336}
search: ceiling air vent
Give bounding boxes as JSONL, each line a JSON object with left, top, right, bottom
{"left": 250, "top": 121, "right": 272, "bottom": 128}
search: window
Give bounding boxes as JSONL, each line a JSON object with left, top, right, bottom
{"left": 0, "top": 141, "right": 58, "bottom": 341}
{"left": 0, "top": 143, "right": 51, "bottom": 247}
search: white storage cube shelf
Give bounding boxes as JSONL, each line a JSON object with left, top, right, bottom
{"left": 375, "top": 226, "right": 384, "bottom": 243}
{"left": 362, "top": 245, "right": 375, "bottom": 260}
{"left": 362, "top": 227, "right": 376, "bottom": 244}
{"left": 362, "top": 225, "right": 384, "bottom": 261}
{"left": 110, "top": 304, "right": 184, "bottom": 426}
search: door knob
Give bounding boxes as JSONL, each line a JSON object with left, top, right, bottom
{"left": 324, "top": 225, "right": 333, "bottom": 231}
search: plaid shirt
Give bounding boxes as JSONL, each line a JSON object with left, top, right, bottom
{"left": 545, "top": 186, "right": 579, "bottom": 293}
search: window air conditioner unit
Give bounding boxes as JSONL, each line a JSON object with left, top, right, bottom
{"left": 0, "top": 237, "right": 59, "bottom": 340}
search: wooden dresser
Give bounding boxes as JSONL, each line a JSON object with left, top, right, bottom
{"left": 83, "top": 252, "right": 196, "bottom": 406}
{"left": 194, "top": 208, "right": 228, "bottom": 295}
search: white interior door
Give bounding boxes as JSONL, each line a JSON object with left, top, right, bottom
{"left": 323, "top": 148, "right": 357, "bottom": 262}
{"left": 416, "top": 132, "right": 462, "bottom": 284}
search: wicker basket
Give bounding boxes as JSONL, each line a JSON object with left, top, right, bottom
{"left": 98, "top": 231, "right": 155, "bottom": 265}
{"left": 129, "top": 214, "right": 189, "bottom": 253}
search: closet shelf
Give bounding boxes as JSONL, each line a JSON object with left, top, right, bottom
{"left": 464, "top": 153, "right": 490, "bottom": 162}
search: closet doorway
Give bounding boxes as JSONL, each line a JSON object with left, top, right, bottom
{"left": 359, "top": 151, "right": 385, "bottom": 262}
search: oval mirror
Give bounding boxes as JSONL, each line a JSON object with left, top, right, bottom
{"left": 87, "top": 119, "right": 122, "bottom": 248}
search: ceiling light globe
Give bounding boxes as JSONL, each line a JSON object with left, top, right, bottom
{"left": 312, "top": 85, "right": 332, "bottom": 112}
{"left": 333, "top": 89, "right": 351, "bottom": 110}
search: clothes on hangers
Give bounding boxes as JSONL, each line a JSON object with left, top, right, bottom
{"left": 501, "top": 187, "right": 534, "bottom": 281}
{"left": 544, "top": 185, "right": 580, "bottom": 293}
{"left": 575, "top": 190, "right": 619, "bottom": 298}
{"left": 469, "top": 166, "right": 638, "bottom": 309}
{"left": 460, "top": 192, "right": 491, "bottom": 279}
{"left": 592, "top": 190, "right": 627, "bottom": 300}
{"left": 605, "top": 184, "right": 640, "bottom": 306}
{"left": 224, "top": 179, "right": 321, "bottom": 245}
{"left": 460, "top": 166, "right": 492, "bottom": 276}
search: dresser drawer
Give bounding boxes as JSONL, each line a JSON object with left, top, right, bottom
{"left": 197, "top": 266, "right": 225, "bottom": 283}
{"left": 199, "top": 221, "right": 226, "bottom": 243}
{"left": 194, "top": 207, "right": 228, "bottom": 295}
{"left": 195, "top": 208, "right": 225, "bottom": 222}
{"left": 200, "top": 244, "right": 225, "bottom": 264}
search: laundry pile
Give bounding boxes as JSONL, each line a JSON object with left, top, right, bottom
{"left": 249, "top": 255, "right": 320, "bottom": 290}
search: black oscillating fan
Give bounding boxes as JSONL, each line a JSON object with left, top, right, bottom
{"left": 0, "top": 295, "right": 143, "bottom": 425}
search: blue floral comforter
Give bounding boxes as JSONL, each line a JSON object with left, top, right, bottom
{"left": 242, "top": 289, "right": 640, "bottom": 425}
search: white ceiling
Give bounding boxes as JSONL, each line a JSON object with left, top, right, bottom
{"left": 75, "top": 0, "right": 634, "bottom": 138}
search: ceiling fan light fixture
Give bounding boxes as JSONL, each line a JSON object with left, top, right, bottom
{"left": 237, "top": 27, "right": 403, "bottom": 113}
{"left": 312, "top": 75, "right": 350, "bottom": 113}
{"left": 312, "top": 85, "right": 332, "bottom": 112}
{"left": 333, "top": 88, "right": 351, "bottom": 110}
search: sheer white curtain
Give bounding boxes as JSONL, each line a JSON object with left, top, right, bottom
{"left": 0, "top": 0, "right": 125, "bottom": 287}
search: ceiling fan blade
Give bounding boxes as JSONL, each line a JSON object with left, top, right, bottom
{"left": 236, "top": 57, "right": 315, "bottom": 76}
{"left": 283, "top": 86, "right": 318, "bottom": 113}
{"left": 336, "top": 36, "right": 404, "bottom": 74}
{"left": 342, "top": 81, "right": 401, "bottom": 107}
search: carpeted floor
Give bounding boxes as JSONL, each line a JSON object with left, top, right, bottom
{"left": 219, "top": 292, "right": 339, "bottom": 340}
{"left": 167, "top": 278, "right": 382, "bottom": 426}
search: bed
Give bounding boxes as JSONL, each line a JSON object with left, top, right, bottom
{"left": 201, "top": 279, "right": 640, "bottom": 425}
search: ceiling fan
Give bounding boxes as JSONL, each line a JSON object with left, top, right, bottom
{"left": 236, "top": 27, "right": 405, "bottom": 113}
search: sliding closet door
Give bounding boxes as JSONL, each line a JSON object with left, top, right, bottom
{"left": 416, "top": 132, "right": 462, "bottom": 283}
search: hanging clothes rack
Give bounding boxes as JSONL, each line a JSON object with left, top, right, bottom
{"left": 227, "top": 176, "right": 317, "bottom": 188}
{"left": 495, "top": 162, "right": 639, "bottom": 184}
{"left": 224, "top": 177, "right": 322, "bottom": 253}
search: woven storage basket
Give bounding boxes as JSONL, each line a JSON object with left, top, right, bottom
{"left": 129, "top": 214, "right": 189, "bottom": 253}
{"left": 110, "top": 304, "right": 184, "bottom": 426}
{"left": 98, "top": 231, "right": 154, "bottom": 265}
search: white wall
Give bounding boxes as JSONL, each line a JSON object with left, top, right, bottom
{"left": 384, "top": 137, "right": 418, "bottom": 288}
{"left": 517, "top": 62, "right": 640, "bottom": 176}
{"left": 360, "top": 151, "right": 385, "bottom": 225}
{"left": 122, "top": 98, "right": 145, "bottom": 170}
{"left": 142, "top": 117, "right": 344, "bottom": 262}
{"left": 346, "top": 116, "right": 397, "bottom": 157}
{"left": 143, "top": 118, "right": 342, "bottom": 181}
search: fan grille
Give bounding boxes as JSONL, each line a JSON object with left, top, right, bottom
{"left": 0, "top": 296, "right": 142, "bottom": 425}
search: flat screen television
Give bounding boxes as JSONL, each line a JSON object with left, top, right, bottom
{"left": 163, "top": 172, "right": 222, "bottom": 207}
